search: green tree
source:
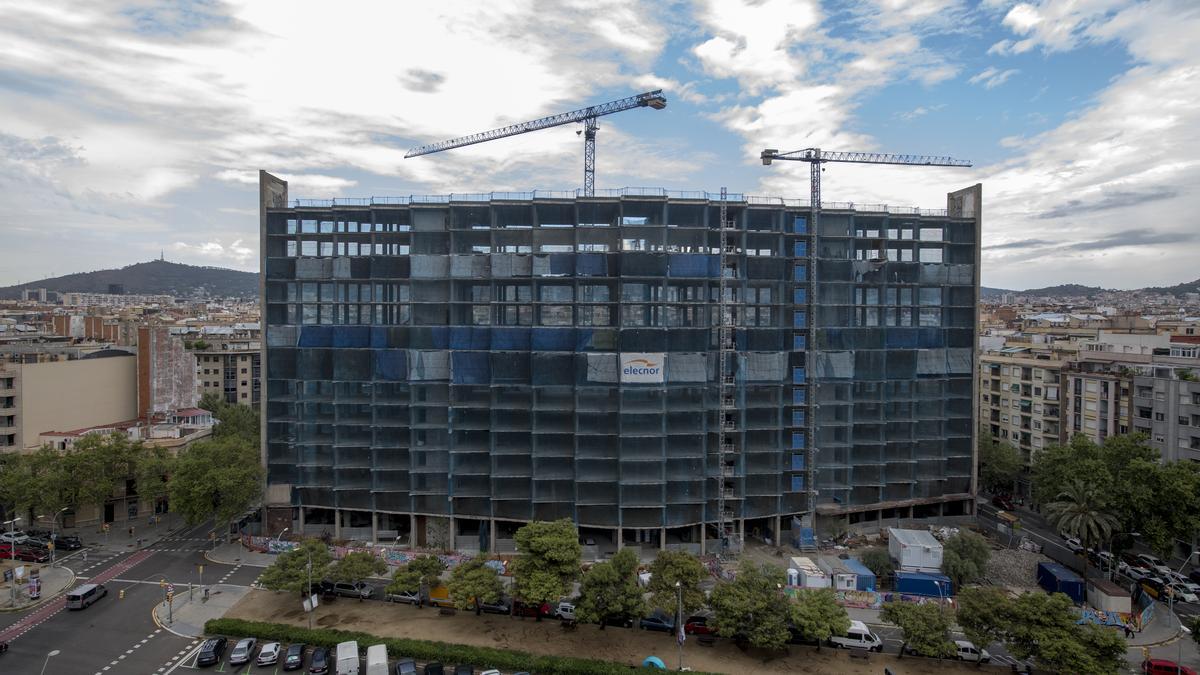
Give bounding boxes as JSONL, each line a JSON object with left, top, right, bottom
{"left": 447, "top": 559, "right": 505, "bottom": 615}
{"left": 1044, "top": 478, "right": 1120, "bottom": 605}
{"left": 328, "top": 551, "right": 387, "bottom": 583}
{"left": 978, "top": 432, "right": 1022, "bottom": 494}
{"left": 258, "top": 539, "right": 333, "bottom": 596}
{"left": 386, "top": 555, "right": 447, "bottom": 609}
{"left": 168, "top": 436, "right": 263, "bottom": 532}
{"left": 575, "top": 549, "right": 645, "bottom": 630}
{"left": 955, "top": 587, "right": 1009, "bottom": 663}
{"left": 646, "top": 550, "right": 706, "bottom": 617}
{"left": 881, "top": 601, "right": 954, "bottom": 659}
{"left": 708, "top": 561, "right": 790, "bottom": 650}
{"left": 1005, "top": 592, "right": 1125, "bottom": 674}
{"left": 788, "top": 588, "right": 850, "bottom": 650}
{"left": 511, "top": 519, "right": 581, "bottom": 619}
{"left": 941, "top": 530, "right": 990, "bottom": 588}
{"left": 859, "top": 547, "right": 894, "bottom": 585}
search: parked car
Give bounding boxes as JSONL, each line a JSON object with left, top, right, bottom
{"left": 258, "top": 642, "right": 282, "bottom": 667}
{"left": 1126, "top": 566, "right": 1154, "bottom": 582}
{"left": 386, "top": 589, "right": 420, "bottom": 605}
{"left": 196, "top": 637, "right": 228, "bottom": 667}
{"left": 1136, "top": 554, "right": 1172, "bottom": 576}
{"left": 309, "top": 646, "right": 330, "bottom": 674}
{"left": 1063, "top": 537, "right": 1084, "bottom": 554}
{"left": 23, "top": 535, "right": 51, "bottom": 550}
{"left": 0, "top": 531, "right": 29, "bottom": 545}
{"left": 828, "top": 620, "right": 883, "bottom": 651}
{"left": 1142, "top": 659, "right": 1197, "bottom": 675}
{"left": 308, "top": 580, "right": 337, "bottom": 598}
{"left": 332, "top": 580, "right": 374, "bottom": 599}
{"left": 1189, "top": 569, "right": 1200, "bottom": 585}
{"left": 954, "top": 640, "right": 990, "bottom": 663}
{"left": 684, "top": 615, "right": 717, "bottom": 635}
{"left": 453, "top": 666, "right": 474, "bottom": 675}
{"left": 424, "top": 663, "right": 445, "bottom": 675}
{"left": 14, "top": 547, "right": 50, "bottom": 563}
{"left": 394, "top": 658, "right": 418, "bottom": 675}
{"left": 512, "top": 601, "right": 555, "bottom": 618}
{"left": 229, "top": 637, "right": 257, "bottom": 665}
{"left": 1168, "top": 583, "right": 1199, "bottom": 603}
{"left": 991, "top": 494, "right": 1015, "bottom": 510}
{"left": 477, "top": 598, "right": 510, "bottom": 614}
{"left": 639, "top": 610, "right": 676, "bottom": 633}
{"left": 55, "top": 535, "right": 83, "bottom": 550}
{"left": 283, "top": 643, "right": 307, "bottom": 671}
{"left": 553, "top": 602, "right": 575, "bottom": 621}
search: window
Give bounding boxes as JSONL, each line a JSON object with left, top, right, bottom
{"left": 918, "top": 288, "right": 941, "bottom": 306}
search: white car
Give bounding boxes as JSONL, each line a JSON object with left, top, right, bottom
{"left": 1168, "top": 583, "right": 1199, "bottom": 603}
{"left": 0, "top": 531, "right": 29, "bottom": 545}
{"left": 828, "top": 619, "right": 884, "bottom": 652}
{"left": 554, "top": 601, "right": 576, "bottom": 621}
{"left": 1136, "top": 554, "right": 1172, "bottom": 576}
{"left": 1125, "top": 566, "right": 1154, "bottom": 582}
{"left": 954, "top": 640, "right": 991, "bottom": 663}
{"left": 1064, "top": 537, "right": 1084, "bottom": 554}
{"left": 256, "top": 642, "right": 281, "bottom": 666}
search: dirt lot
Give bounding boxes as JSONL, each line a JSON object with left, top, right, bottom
{"left": 227, "top": 589, "right": 980, "bottom": 674}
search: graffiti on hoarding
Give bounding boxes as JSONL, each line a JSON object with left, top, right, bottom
{"left": 836, "top": 589, "right": 883, "bottom": 609}
{"left": 240, "top": 534, "right": 473, "bottom": 569}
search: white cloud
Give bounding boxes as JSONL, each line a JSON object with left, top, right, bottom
{"left": 968, "top": 66, "right": 1020, "bottom": 88}
{"left": 897, "top": 103, "right": 947, "bottom": 121}
{"left": 171, "top": 238, "right": 256, "bottom": 268}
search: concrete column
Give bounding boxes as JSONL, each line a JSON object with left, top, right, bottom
{"left": 660, "top": 527, "right": 666, "bottom": 551}
{"left": 334, "top": 508, "right": 342, "bottom": 540}
{"left": 371, "top": 512, "right": 378, "bottom": 544}
{"left": 616, "top": 527, "right": 623, "bottom": 550}
{"left": 738, "top": 519, "right": 745, "bottom": 547}
{"left": 489, "top": 519, "right": 497, "bottom": 554}
{"left": 938, "top": 502, "right": 945, "bottom": 517}
{"left": 409, "top": 514, "right": 417, "bottom": 548}
{"left": 774, "top": 515, "right": 782, "bottom": 546}
{"left": 298, "top": 507, "right": 305, "bottom": 534}
{"left": 699, "top": 524, "right": 706, "bottom": 556}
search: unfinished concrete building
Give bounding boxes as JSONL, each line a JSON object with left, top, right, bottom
{"left": 258, "top": 171, "right": 980, "bottom": 551}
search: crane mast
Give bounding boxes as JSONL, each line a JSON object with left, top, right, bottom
{"left": 759, "top": 146, "right": 972, "bottom": 529}
{"left": 405, "top": 90, "right": 666, "bottom": 197}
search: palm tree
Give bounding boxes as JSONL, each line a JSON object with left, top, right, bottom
{"left": 1043, "top": 478, "right": 1120, "bottom": 609}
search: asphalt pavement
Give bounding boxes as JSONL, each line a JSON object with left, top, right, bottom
{"left": 0, "top": 519, "right": 264, "bottom": 675}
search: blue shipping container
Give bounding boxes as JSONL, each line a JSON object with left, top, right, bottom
{"left": 1036, "top": 561, "right": 1084, "bottom": 604}
{"left": 894, "top": 571, "right": 953, "bottom": 598}
{"left": 844, "top": 558, "right": 877, "bottom": 592}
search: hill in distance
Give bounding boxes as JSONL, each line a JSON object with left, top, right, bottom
{"left": 0, "top": 260, "right": 257, "bottom": 299}
{"left": 983, "top": 279, "right": 1200, "bottom": 299}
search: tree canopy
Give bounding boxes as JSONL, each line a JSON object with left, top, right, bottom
{"left": 448, "top": 559, "right": 505, "bottom": 615}
{"left": 709, "top": 561, "right": 790, "bottom": 650}
{"left": 788, "top": 588, "right": 850, "bottom": 649}
{"left": 511, "top": 519, "right": 581, "bottom": 606}
{"left": 645, "top": 550, "right": 706, "bottom": 616}
{"left": 328, "top": 551, "right": 387, "bottom": 583}
{"left": 941, "top": 530, "right": 990, "bottom": 588}
{"left": 386, "top": 554, "right": 447, "bottom": 607}
{"left": 955, "top": 587, "right": 1009, "bottom": 654}
{"left": 1003, "top": 591, "right": 1126, "bottom": 675}
{"left": 168, "top": 436, "right": 263, "bottom": 527}
{"left": 575, "top": 549, "right": 645, "bottom": 630}
{"left": 978, "top": 431, "right": 1023, "bottom": 494}
{"left": 258, "top": 539, "right": 333, "bottom": 596}
{"left": 881, "top": 601, "right": 954, "bottom": 659}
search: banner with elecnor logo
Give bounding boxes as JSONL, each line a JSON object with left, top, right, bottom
{"left": 620, "top": 353, "right": 665, "bottom": 383}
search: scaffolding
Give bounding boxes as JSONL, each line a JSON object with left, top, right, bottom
{"left": 716, "top": 188, "right": 739, "bottom": 552}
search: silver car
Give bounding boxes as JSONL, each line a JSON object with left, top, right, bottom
{"left": 229, "top": 637, "right": 257, "bottom": 665}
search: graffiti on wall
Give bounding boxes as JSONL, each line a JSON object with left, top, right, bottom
{"left": 240, "top": 534, "right": 474, "bottom": 569}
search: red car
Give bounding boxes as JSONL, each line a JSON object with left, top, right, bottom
{"left": 511, "top": 601, "right": 555, "bottom": 618}
{"left": 1143, "top": 659, "right": 1197, "bottom": 675}
{"left": 14, "top": 547, "right": 50, "bottom": 563}
{"left": 684, "top": 615, "right": 717, "bottom": 635}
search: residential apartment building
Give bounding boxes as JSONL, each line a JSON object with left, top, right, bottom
{"left": 978, "top": 351, "right": 1066, "bottom": 464}
{"left": 259, "top": 173, "right": 981, "bottom": 549}
{"left": 195, "top": 341, "right": 262, "bottom": 405}
{"left": 1132, "top": 356, "right": 1200, "bottom": 464}
{"left": 1064, "top": 369, "right": 1131, "bottom": 444}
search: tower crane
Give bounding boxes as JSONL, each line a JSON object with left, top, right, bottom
{"left": 758, "top": 147, "right": 971, "bottom": 536}
{"left": 405, "top": 90, "right": 667, "bottom": 197}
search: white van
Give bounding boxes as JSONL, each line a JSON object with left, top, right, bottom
{"left": 828, "top": 619, "right": 883, "bottom": 651}
{"left": 335, "top": 640, "right": 359, "bottom": 675}
{"left": 65, "top": 583, "right": 108, "bottom": 610}
{"left": 365, "top": 644, "right": 387, "bottom": 675}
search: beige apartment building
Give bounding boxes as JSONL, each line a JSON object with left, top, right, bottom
{"left": 1064, "top": 369, "right": 1131, "bottom": 443}
{"left": 195, "top": 341, "right": 261, "bottom": 405}
{"left": 0, "top": 349, "right": 138, "bottom": 450}
{"left": 979, "top": 351, "right": 1066, "bottom": 465}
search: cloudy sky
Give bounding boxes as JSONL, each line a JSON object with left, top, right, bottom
{"left": 1, "top": 0, "right": 1197, "bottom": 290}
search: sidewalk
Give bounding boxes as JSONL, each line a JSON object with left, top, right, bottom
{"left": 153, "top": 583, "right": 252, "bottom": 638}
{"left": 204, "top": 541, "right": 275, "bottom": 568}
{"left": 0, "top": 561, "right": 75, "bottom": 612}
{"left": 58, "top": 512, "right": 193, "bottom": 555}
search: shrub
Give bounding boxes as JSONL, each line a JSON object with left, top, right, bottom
{"left": 204, "top": 618, "right": 706, "bottom": 675}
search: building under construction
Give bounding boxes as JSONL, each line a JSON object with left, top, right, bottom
{"left": 258, "top": 172, "right": 981, "bottom": 552}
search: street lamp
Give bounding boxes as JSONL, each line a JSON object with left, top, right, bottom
{"left": 675, "top": 580, "right": 684, "bottom": 672}
{"left": 38, "top": 508, "right": 68, "bottom": 567}
{"left": 39, "top": 649, "right": 60, "bottom": 675}
{"left": 4, "top": 517, "right": 21, "bottom": 606}
{"left": 1167, "top": 551, "right": 1199, "bottom": 634}
{"left": 274, "top": 527, "right": 290, "bottom": 549}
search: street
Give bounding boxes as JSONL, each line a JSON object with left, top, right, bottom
{"left": 0, "top": 520, "right": 261, "bottom": 675}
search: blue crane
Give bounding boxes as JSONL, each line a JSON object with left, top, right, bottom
{"left": 405, "top": 90, "right": 667, "bottom": 197}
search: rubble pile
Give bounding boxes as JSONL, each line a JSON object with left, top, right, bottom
{"left": 986, "top": 547, "right": 1052, "bottom": 592}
